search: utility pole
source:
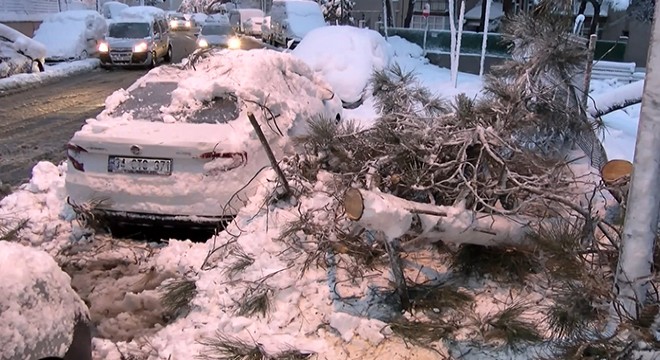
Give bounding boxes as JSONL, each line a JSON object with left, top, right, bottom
{"left": 614, "top": 2, "right": 660, "bottom": 319}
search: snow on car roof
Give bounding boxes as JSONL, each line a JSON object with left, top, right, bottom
{"left": 0, "top": 240, "right": 89, "bottom": 360}
{"left": 84, "top": 49, "right": 341, "bottom": 142}
{"left": 292, "top": 25, "right": 393, "bottom": 104}
{"left": 118, "top": 5, "right": 166, "bottom": 21}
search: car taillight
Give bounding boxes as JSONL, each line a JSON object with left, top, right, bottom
{"left": 199, "top": 151, "right": 248, "bottom": 175}
{"left": 66, "top": 143, "right": 87, "bottom": 172}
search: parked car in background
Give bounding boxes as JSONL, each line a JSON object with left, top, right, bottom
{"left": 228, "top": 8, "right": 264, "bottom": 34}
{"left": 0, "top": 23, "right": 45, "bottom": 78}
{"left": 101, "top": 1, "right": 128, "bottom": 20}
{"left": 1, "top": 241, "right": 92, "bottom": 360}
{"left": 187, "top": 12, "right": 208, "bottom": 28}
{"left": 242, "top": 16, "right": 264, "bottom": 37}
{"left": 205, "top": 13, "right": 231, "bottom": 25}
{"left": 261, "top": 16, "right": 271, "bottom": 43}
{"left": 33, "top": 10, "right": 108, "bottom": 61}
{"left": 196, "top": 23, "right": 241, "bottom": 49}
{"left": 168, "top": 12, "right": 192, "bottom": 31}
{"left": 269, "top": 0, "right": 325, "bottom": 48}
{"left": 65, "top": 50, "right": 342, "bottom": 235}
{"left": 97, "top": 6, "right": 172, "bottom": 69}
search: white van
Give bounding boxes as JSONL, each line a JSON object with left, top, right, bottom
{"left": 269, "top": 0, "right": 325, "bottom": 48}
{"left": 228, "top": 8, "right": 265, "bottom": 34}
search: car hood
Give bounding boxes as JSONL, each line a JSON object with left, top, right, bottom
{"left": 106, "top": 37, "right": 146, "bottom": 49}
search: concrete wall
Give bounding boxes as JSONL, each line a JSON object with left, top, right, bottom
{"left": 1, "top": 21, "right": 43, "bottom": 37}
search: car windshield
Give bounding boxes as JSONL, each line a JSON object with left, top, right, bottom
{"left": 201, "top": 25, "right": 233, "bottom": 35}
{"left": 108, "top": 22, "right": 151, "bottom": 38}
{"left": 113, "top": 81, "right": 240, "bottom": 124}
{"left": 170, "top": 14, "right": 185, "bottom": 20}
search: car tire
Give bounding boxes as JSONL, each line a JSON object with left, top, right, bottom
{"left": 164, "top": 45, "right": 173, "bottom": 63}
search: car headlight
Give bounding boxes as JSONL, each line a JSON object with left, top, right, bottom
{"left": 98, "top": 42, "right": 109, "bottom": 53}
{"left": 228, "top": 37, "right": 241, "bottom": 50}
{"left": 133, "top": 42, "right": 148, "bottom": 53}
{"left": 185, "top": 21, "right": 192, "bottom": 27}
{"left": 197, "top": 38, "right": 209, "bottom": 48}
{"left": 170, "top": 20, "right": 178, "bottom": 28}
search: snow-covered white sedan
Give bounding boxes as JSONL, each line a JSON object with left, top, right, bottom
{"left": 65, "top": 49, "right": 341, "bottom": 231}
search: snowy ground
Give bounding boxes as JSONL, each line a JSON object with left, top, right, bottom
{"left": 0, "top": 34, "right": 643, "bottom": 359}
{"left": 0, "top": 58, "right": 100, "bottom": 94}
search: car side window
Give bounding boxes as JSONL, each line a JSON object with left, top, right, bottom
{"left": 153, "top": 21, "right": 161, "bottom": 35}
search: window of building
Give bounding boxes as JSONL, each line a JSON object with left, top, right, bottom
{"left": 413, "top": 0, "right": 447, "bottom": 13}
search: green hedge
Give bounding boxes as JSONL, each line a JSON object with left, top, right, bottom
{"left": 382, "top": 27, "right": 626, "bottom": 62}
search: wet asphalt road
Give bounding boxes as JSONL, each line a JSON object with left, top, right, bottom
{"left": 0, "top": 32, "right": 265, "bottom": 186}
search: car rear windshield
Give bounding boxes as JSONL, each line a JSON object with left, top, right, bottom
{"left": 109, "top": 22, "right": 151, "bottom": 39}
{"left": 201, "top": 25, "right": 233, "bottom": 35}
{"left": 113, "top": 81, "right": 240, "bottom": 124}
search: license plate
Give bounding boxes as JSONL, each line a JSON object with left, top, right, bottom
{"left": 108, "top": 156, "right": 172, "bottom": 176}
{"left": 111, "top": 54, "right": 131, "bottom": 61}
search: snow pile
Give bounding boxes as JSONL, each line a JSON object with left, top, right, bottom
{"left": 0, "top": 241, "right": 88, "bottom": 360}
{"left": 387, "top": 35, "right": 424, "bottom": 58}
{"left": 0, "top": 23, "right": 47, "bottom": 61}
{"left": 292, "top": 26, "right": 393, "bottom": 103}
{"left": 0, "top": 58, "right": 100, "bottom": 93}
{"left": 92, "top": 170, "right": 440, "bottom": 359}
{"left": 0, "top": 161, "right": 74, "bottom": 246}
{"left": 33, "top": 10, "right": 108, "bottom": 61}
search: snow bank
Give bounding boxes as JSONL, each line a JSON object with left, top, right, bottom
{"left": 293, "top": 26, "right": 393, "bottom": 103}
{"left": 0, "top": 23, "right": 47, "bottom": 61}
{"left": 33, "top": 10, "right": 108, "bottom": 60}
{"left": 387, "top": 35, "right": 424, "bottom": 58}
{"left": 0, "top": 58, "right": 100, "bottom": 94}
{"left": 0, "top": 241, "right": 88, "bottom": 360}
{"left": 0, "top": 161, "right": 74, "bottom": 245}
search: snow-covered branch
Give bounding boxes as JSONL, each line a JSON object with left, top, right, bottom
{"left": 588, "top": 79, "right": 644, "bottom": 118}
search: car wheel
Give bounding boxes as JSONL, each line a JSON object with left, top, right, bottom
{"left": 164, "top": 45, "right": 173, "bottom": 63}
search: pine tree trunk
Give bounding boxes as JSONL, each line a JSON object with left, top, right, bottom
{"left": 343, "top": 188, "right": 534, "bottom": 247}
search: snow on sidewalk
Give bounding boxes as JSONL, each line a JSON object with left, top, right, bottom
{"left": 0, "top": 58, "right": 100, "bottom": 95}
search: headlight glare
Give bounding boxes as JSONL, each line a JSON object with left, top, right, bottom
{"left": 133, "top": 42, "right": 148, "bottom": 53}
{"left": 228, "top": 37, "right": 241, "bottom": 49}
{"left": 98, "top": 42, "right": 109, "bottom": 53}
{"left": 198, "top": 38, "right": 209, "bottom": 48}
